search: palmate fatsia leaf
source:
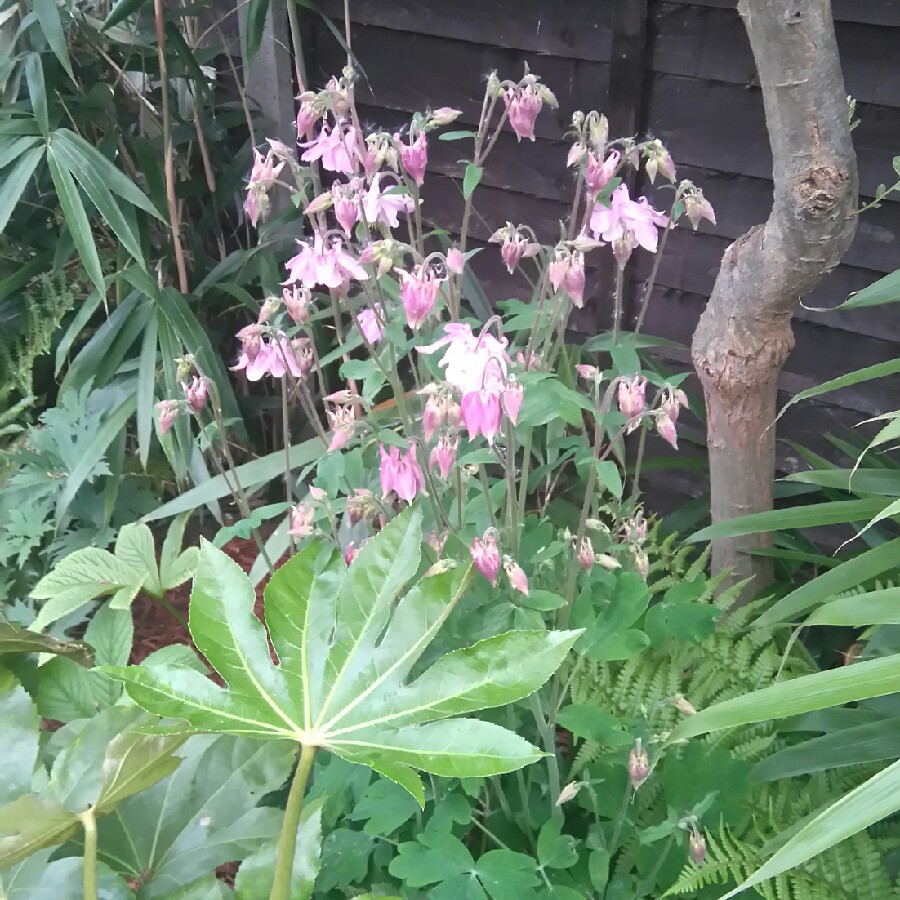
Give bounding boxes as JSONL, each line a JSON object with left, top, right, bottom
{"left": 105, "top": 506, "right": 580, "bottom": 802}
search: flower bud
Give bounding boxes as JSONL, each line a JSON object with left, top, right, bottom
{"left": 655, "top": 412, "right": 678, "bottom": 449}
{"left": 628, "top": 740, "right": 650, "bottom": 790}
{"left": 504, "top": 558, "right": 529, "bottom": 595}
{"left": 576, "top": 536, "right": 594, "bottom": 573}
{"left": 674, "top": 694, "right": 697, "bottom": 716}
{"left": 617, "top": 376, "right": 647, "bottom": 420}
{"left": 689, "top": 830, "right": 707, "bottom": 866}
{"left": 556, "top": 781, "right": 583, "bottom": 806}
{"left": 155, "top": 399, "right": 180, "bottom": 435}
{"left": 186, "top": 376, "right": 207, "bottom": 413}
{"left": 430, "top": 106, "right": 462, "bottom": 126}
{"left": 470, "top": 531, "right": 501, "bottom": 586}
{"left": 502, "top": 378, "right": 524, "bottom": 426}
{"left": 446, "top": 247, "right": 465, "bottom": 275}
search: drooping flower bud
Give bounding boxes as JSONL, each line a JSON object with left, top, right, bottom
{"left": 429, "top": 434, "right": 458, "bottom": 480}
{"left": 556, "top": 781, "right": 583, "bottom": 806}
{"left": 504, "top": 559, "right": 529, "bottom": 596}
{"left": 430, "top": 106, "right": 462, "bottom": 126}
{"left": 460, "top": 389, "right": 503, "bottom": 443}
{"left": 446, "top": 247, "right": 465, "bottom": 275}
{"left": 283, "top": 285, "right": 311, "bottom": 324}
{"left": 379, "top": 443, "right": 425, "bottom": 503}
{"left": 655, "top": 411, "right": 678, "bottom": 449}
{"left": 689, "top": 830, "right": 707, "bottom": 866}
{"left": 628, "top": 739, "right": 650, "bottom": 790}
{"left": 156, "top": 400, "right": 179, "bottom": 435}
{"left": 346, "top": 488, "right": 376, "bottom": 526}
{"left": 327, "top": 405, "right": 357, "bottom": 452}
{"left": 674, "top": 694, "right": 697, "bottom": 716}
{"left": 642, "top": 139, "right": 676, "bottom": 184}
{"left": 502, "top": 378, "right": 524, "bottom": 426}
{"left": 576, "top": 364, "right": 599, "bottom": 381}
{"left": 398, "top": 264, "right": 443, "bottom": 329}
{"left": 344, "top": 542, "right": 358, "bottom": 566}
{"left": 423, "top": 394, "right": 448, "bottom": 442}
{"left": 296, "top": 100, "right": 319, "bottom": 136}
{"left": 186, "top": 376, "right": 207, "bottom": 413}
{"left": 357, "top": 304, "right": 385, "bottom": 346}
{"left": 333, "top": 186, "right": 359, "bottom": 236}
{"left": 470, "top": 531, "right": 501, "bottom": 586}
{"left": 576, "top": 536, "right": 595, "bottom": 573}
{"left": 290, "top": 337, "right": 314, "bottom": 378}
{"left": 547, "top": 250, "right": 586, "bottom": 307}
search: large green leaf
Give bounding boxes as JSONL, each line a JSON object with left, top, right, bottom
{"left": 96, "top": 735, "right": 296, "bottom": 895}
{"left": 754, "top": 537, "right": 900, "bottom": 626}
{"left": 0, "top": 618, "right": 91, "bottom": 665}
{"left": 106, "top": 507, "right": 581, "bottom": 802}
{"left": 0, "top": 672, "right": 40, "bottom": 804}
{"left": 666, "top": 654, "right": 900, "bottom": 746}
{"left": 803, "top": 588, "right": 900, "bottom": 628}
{"left": 0, "top": 707, "right": 185, "bottom": 872}
{"left": 721, "top": 757, "right": 900, "bottom": 897}
{"left": 33, "top": 0, "right": 74, "bottom": 78}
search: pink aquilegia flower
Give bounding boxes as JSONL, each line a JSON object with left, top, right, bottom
{"left": 396, "top": 131, "right": 428, "bottom": 186}
{"left": 332, "top": 182, "right": 359, "bottom": 236}
{"left": 249, "top": 147, "right": 284, "bottom": 191}
{"left": 504, "top": 559, "right": 529, "bottom": 595}
{"left": 489, "top": 224, "right": 540, "bottom": 274}
{"left": 460, "top": 389, "right": 503, "bottom": 443}
{"left": 283, "top": 285, "right": 311, "bottom": 323}
{"left": 590, "top": 184, "right": 669, "bottom": 267}
{"left": 357, "top": 304, "right": 385, "bottom": 345}
{"left": 586, "top": 150, "right": 620, "bottom": 195}
{"left": 504, "top": 85, "right": 543, "bottom": 141}
{"left": 289, "top": 503, "right": 316, "bottom": 538}
{"left": 683, "top": 186, "right": 716, "bottom": 230}
{"left": 470, "top": 531, "right": 501, "bottom": 585}
{"left": 300, "top": 121, "right": 362, "bottom": 174}
{"left": 231, "top": 334, "right": 307, "bottom": 382}
{"left": 617, "top": 375, "right": 647, "bottom": 419}
{"left": 361, "top": 173, "right": 416, "bottom": 229}
{"left": 327, "top": 406, "right": 357, "bottom": 452}
{"left": 418, "top": 323, "right": 510, "bottom": 396}
{"left": 398, "top": 265, "right": 443, "bottom": 329}
{"left": 186, "top": 376, "right": 207, "bottom": 413}
{"left": 296, "top": 100, "right": 319, "bottom": 137}
{"left": 284, "top": 233, "right": 368, "bottom": 290}
{"left": 429, "top": 434, "right": 458, "bottom": 479}
{"left": 548, "top": 250, "right": 586, "bottom": 307}
{"left": 379, "top": 444, "right": 425, "bottom": 503}
{"left": 156, "top": 400, "right": 179, "bottom": 435}
{"left": 689, "top": 831, "right": 707, "bottom": 866}
{"left": 422, "top": 393, "right": 449, "bottom": 442}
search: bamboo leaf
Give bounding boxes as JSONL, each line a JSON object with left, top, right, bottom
{"left": 24, "top": 54, "right": 48, "bottom": 135}
{"left": 687, "top": 497, "right": 890, "bottom": 543}
{"left": 47, "top": 146, "right": 105, "bottom": 294}
{"left": 33, "top": 0, "right": 74, "bottom": 79}
{"left": 754, "top": 537, "right": 900, "bottom": 626}
{"left": 666, "top": 654, "right": 900, "bottom": 746}
{"left": 0, "top": 145, "right": 45, "bottom": 235}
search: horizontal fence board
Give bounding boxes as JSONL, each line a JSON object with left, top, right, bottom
{"left": 651, "top": 3, "right": 900, "bottom": 109}
{"left": 675, "top": 0, "right": 900, "bottom": 27}
{"left": 315, "top": 0, "right": 614, "bottom": 61}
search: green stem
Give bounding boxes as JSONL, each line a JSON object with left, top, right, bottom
{"left": 608, "top": 780, "right": 633, "bottom": 854}
{"left": 157, "top": 594, "right": 189, "bottom": 631}
{"left": 636, "top": 831, "right": 676, "bottom": 897}
{"left": 630, "top": 423, "right": 648, "bottom": 499}
{"left": 478, "top": 464, "right": 498, "bottom": 531}
{"left": 282, "top": 380, "right": 295, "bottom": 554}
{"left": 530, "top": 693, "right": 562, "bottom": 816}
{"left": 504, "top": 421, "right": 519, "bottom": 554}
{"left": 81, "top": 807, "right": 98, "bottom": 900}
{"left": 612, "top": 265, "right": 624, "bottom": 344}
{"left": 516, "top": 428, "right": 533, "bottom": 529}
{"left": 270, "top": 744, "right": 317, "bottom": 900}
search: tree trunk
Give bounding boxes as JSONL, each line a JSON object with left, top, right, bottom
{"left": 691, "top": 0, "right": 857, "bottom": 593}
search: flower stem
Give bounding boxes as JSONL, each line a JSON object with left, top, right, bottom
{"left": 634, "top": 201, "right": 677, "bottom": 336}
{"left": 282, "top": 380, "right": 295, "bottom": 554}
{"left": 80, "top": 807, "right": 98, "bottom": 900}
{"left": 636, "top": 832, "right": 676, "bottom": 898}
{"left": 612, "top": 265, "right": 624, "bottom": 343}
{"left": 270, "top": 743, "right": 317, "bottom": 900}
{"left": 504, "top": 421, "right": 519, "bottom": 554}
{"left": 478, "top": 464, "right": 498, "bottom": 530}
{"left": 529, "top": 693, "right": 562, "bottom": 817}
{"left": 516, "top": 427, "right": 532, "bottom": 529}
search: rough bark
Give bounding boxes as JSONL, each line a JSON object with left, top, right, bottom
{"left": 691, "top": 0, "right": 857, "bottom": 593}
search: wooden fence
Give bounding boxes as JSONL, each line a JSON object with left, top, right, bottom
{"left": 289, "top": 0, "right": 900, "bottom": 512}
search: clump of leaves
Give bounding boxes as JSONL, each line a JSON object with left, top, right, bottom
{"left": 30, "top": 516, "right": 198, "bottom": 632}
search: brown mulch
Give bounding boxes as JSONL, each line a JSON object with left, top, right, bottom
{"left": 129, "top": 532, "right": 289, "bottom": 666}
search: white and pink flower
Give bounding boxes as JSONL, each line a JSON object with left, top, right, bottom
{"left": 284, "top": 233, "right": 369, "bottom": 290}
